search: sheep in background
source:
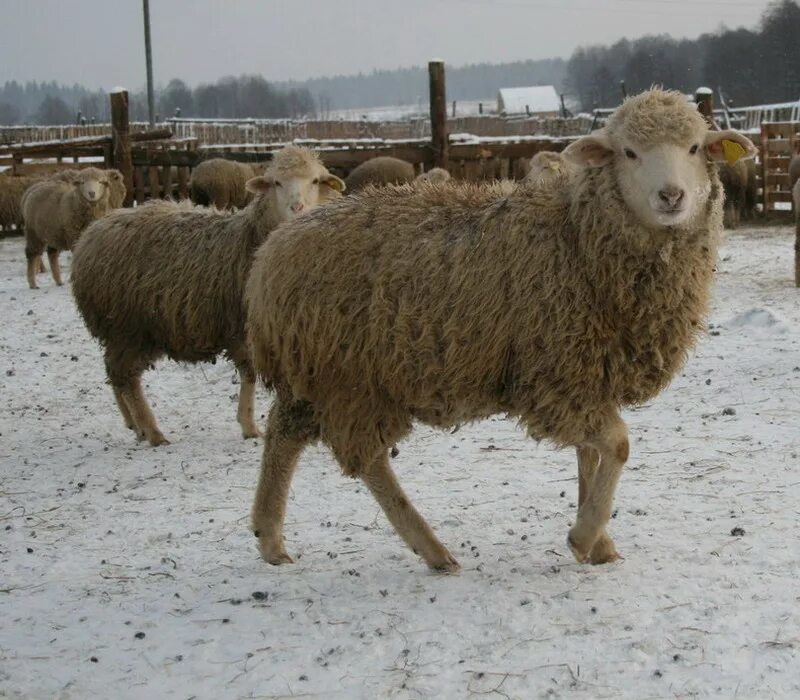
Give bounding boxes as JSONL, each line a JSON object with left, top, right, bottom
{"left": 71, "top": 146, "right": 344, "bottom": 447}
{"left": 718, "top": 160, "right": 749, "bottom": 229}
{"left": 189, "top": 159, "right": 267, "bottom": 210}
{"left": 789, "top": 153, "right": 800, "bottom": 190}
{"left": 344, "top": 156, "right": 415, "bottom": 193}
{"left": 524, "top": 150, "right": 575, "bottom": 184}
{"left": 415, "top": 167, "right": 451, "bottom": 184}
{"left": 245, "top": 89, "right": 756, "bottom": 572}
{"left": 23, "top": 167, "right": 112, "bottom": 289}
{"left": 0, "top": 174, "right": 41, "bottom": 235}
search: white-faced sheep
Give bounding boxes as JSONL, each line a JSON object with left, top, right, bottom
{"left": 415, "top": 167, "right": 451, "bottom": 184}
{"left": 344, "top": 156, "right": 416, "bottom": 192}
{"left": 245, "top": 89, "right": 756, "bottom": 572}
{"left": 52, "top": 168, "right": 126, "bottom": 209}
{"left": 23, "top": 167, "right": 113, "bottom": 289}
{"left": 525, "top": 150, "right": 575, "bottom": 184}
{"left": 189, "top": 158, "right": 268, "bottom": 210}
{"left": 70, "top": 146, "right": 345, "bottom": 447}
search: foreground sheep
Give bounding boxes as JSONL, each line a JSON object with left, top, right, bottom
{"left": 344, "top": 156, "right": 415, "bottom": 192}
{"left": 245, "top": 89, "right": 756, "bottom": 572}
{"left": 189, "top": 158, "right": 267, "bottom": 210}
{"left": 0, "top": 174, "right": 41, "bottom": 235}
{"left": 23, "top": 168, "right": 112, "bottom": 289}
{"left": 525, "top": 150, "right": 575, "bottom": 184}
{"left": 71, "top": 146, "right": 344, "bottom": 446}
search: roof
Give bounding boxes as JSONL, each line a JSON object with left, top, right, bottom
{"left": 497, "top": 86, "right": 561, "bottom": 115}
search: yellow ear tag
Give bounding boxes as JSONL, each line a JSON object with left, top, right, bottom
{"left": 549, "top": 162, "right": 560, "bottom": 172}
{"left": 722, "top": 139, "right": 746, "bottom": 166}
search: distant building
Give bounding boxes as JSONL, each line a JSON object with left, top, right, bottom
{"left": 497, "top": 86, "right": 561, "bottom": 117}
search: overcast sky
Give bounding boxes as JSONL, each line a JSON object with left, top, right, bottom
{"left": 0, "top": 0, "right": 773, "bottom": 89}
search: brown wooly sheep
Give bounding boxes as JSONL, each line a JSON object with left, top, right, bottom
{"left": 789, "top": 153, "right": 800, "bottom": 190}
{"left": 189, "top": 158, "right": 268, "bottom": 210}
{"left": 718, "top": 160, "right": 750, "bottom": 229}
{"left": 70, "top": 146, "right": 345, "bottom": 447}
{"left": 245, "top": 89, "right": 756, "bottom": 572}
{"left": 0, "top": 174, "right": 41, "bottom": 234}
{"left": 415, "top": 167, "right": 451, "bottom": 184}
{"left": 51, "top": 168, "right": 126, "bottom": 209}
{"left": 23, "top": 167, "right": 112, "bottom": 289}
{"left": 344, "top": 156, "right": 415, "bottom": 192}
{"left": 524, "top": 150, "right": 576, "bottom": 184}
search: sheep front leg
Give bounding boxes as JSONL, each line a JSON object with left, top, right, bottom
{"left": 252, "top": 398, "right": 317, "bottom": 564}
{"left": 47, "top": 248, "right": 63, "bottom": 286}
{"left": 360, "top": 452, "right": 460, "bottom": 573}
{"left": 112, "top": 385, "right": 139, "bottom": 435}
{"left": 235, "top": 364, "right": 261, "bottom": 439}
{"left": 568, "top": 414, "right": 628, "bottom": 565}
{"left": 576, "top": 446, "right": 620, "bottom": 564}
{"left": 118, "top": 377, "right": 169, "bottom": 447}
{"left": 26, "top": 255, "right": 40, "bottom": 289}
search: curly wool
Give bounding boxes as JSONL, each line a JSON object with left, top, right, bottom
{"left": 0, "top": 175, "right": 40, "bottom": 232}
{"left": 605, "top": 90, "right": 708, "bottom": 147}
{"left": 190, "top": 159, "right": 266, "bottom": 210}
{"left": 247, "top": 162, "right": 722, "bottom": 474}
{"left": 345, "top": 157, "right": 416, "bottom": 193}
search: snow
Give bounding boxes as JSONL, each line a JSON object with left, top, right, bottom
{"left": 497, "top": 86, "right": 561, "bottom": 115}
{"left": 1, "top": 225, "right": 799, "bottom": 698}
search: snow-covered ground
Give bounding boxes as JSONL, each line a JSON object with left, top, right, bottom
{"left": 1, "top": 226, "right": 798, "bottom": 699}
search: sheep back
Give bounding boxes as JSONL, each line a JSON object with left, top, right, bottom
{"left": 0, "top": 175, "right": 41, "bottom": 231}
{"left": 247, "top": 172, "right": 721, "bottom": 470}
{"left": 190, "top": 159, "right": 261, "bottom": 209}
{"left": 344, "top": 157, "right": 416, "bottom": 193}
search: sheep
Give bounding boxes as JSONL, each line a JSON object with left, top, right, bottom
{"left": 0, "top": 174, "right": 41, "bottom": 235}
{"left": 718, "top": 160, "right": 749, "bottom": 229}
{"left": 524, "top": 150, "right": 575, "bottom": 184}
{"left": 789, "top": 153, "right": 800, "bottom": 190}
{"left": 23, "top": 167, "right": 113, "bottom": 289}
{"left": 70, "top": 145, "right": 345, "bottom": 447}
{"left": 244, "top": 89, "right": 756, "bottom": 572}
{"left": 793, "top": 178, "right": 800, "bottom": 285}
{"left": 189, "top": 158, "right": 268, "bottom": 210}
{"left": 344, "top": 156, "right": 416, "bottom": 193}
{"left": 415, "top": 167, "right": 451, "bottom": 184}
{"left": 51, "top": 168, "right": 126, "bottom": 209}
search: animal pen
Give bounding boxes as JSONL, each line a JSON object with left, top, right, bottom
{"left": 1, "top": 66, "right": 799, "bottom": 284}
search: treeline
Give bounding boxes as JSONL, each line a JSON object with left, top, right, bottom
{"left": 0, "top": 75, "right": 317, "bottom": 125}
{"left": 567, "top": 0, "right": 800, "bottom": 109}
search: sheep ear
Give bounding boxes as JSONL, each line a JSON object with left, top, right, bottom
{"left": 246, "top": 174, "right": 275, "bottom": 193}
{"left": 562, "top": 131, "right": 614, "bottom": 168}
{"left": 704, "top": 130, "right": 757, "bottom": 164}
{"left": 321, "top": 173, "right": 345, "bottom": 192}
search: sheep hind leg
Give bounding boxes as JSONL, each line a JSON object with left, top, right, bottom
{"left": 47, "top": 248, "right": 63, "bottom": 286}
{"left": 112, "top": 385, "right": 138, "bottom": 434}
{"left": 568, "top": 414, "right": 628, "bottom": 565}
{"left": 576, "top": 445, "right": 620, "bottom": 565}
{"left": 252, "top": 397, "right": 318, "bottom": 564}
{"left": 360, "top": 452, "right": 460, "bottom": 573}
{"left": 26, "top": 255, "right": 39, "bottom": 289}
{"left": 235, "top": 363, "right": 261, "bottom": 439}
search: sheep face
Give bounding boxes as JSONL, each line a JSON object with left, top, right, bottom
{"left": 246, "top": 167, "right": 345, "bottom": 221}
{"left": 73, "top": 170, "right": 110, "bottom": 204}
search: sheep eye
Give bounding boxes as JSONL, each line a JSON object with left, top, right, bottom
{"left": 624, "top": 148, "right": 637, "bottom": 160}
{"left": 312, "top": 178, "right": 319, "bottom": 185}
{"left": 274, "top": 180, "right": 282, "bottom": 187}
{"left": 689, "top": 144, "right": 699, "bottom": 155}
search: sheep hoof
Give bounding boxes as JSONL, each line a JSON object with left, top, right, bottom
{"left": 588, "top": 535, "right": 621, "bottom": 565}
{"left": 147, "top": 432, "right": 170, "bottom": 447}
{"left": 429, "top": 553, "right": 461, "bottom": 574}
{"left": 241, "top": 428, "right": 263, "bottom": 440}
{"left": 258, "top": 541, "right": 294, "bottom": 565}
{"left": 566, "top": 533, "right": 590, "bottom": 564}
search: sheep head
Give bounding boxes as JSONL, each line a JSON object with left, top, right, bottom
{"left": 245, "top": 145, "right": 345, "bottom": 221}
{"left": 72, "top": 167, "right": 110, "bottom": 204}
{"left": 563, "top": 89, "right": 756, "bottom": 230}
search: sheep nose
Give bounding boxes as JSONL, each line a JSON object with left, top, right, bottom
{"left": 658, "top": 186, "right": 684, "bottom": 208}
{"left": 290, "top": 202, "right": 305, "bottom": 213}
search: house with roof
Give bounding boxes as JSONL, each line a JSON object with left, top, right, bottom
{"left": 497, "top": 86, "right": 561, "bottom": 117}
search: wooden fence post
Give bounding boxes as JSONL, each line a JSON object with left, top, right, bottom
{"left": 110, "top": 89, "right": 134, "bottom": 206}
{"left": 695, "top": 87, "right": 715, "bottom": 127}
{"left": 429, "top": 60, "right": 448, "bottom": 170}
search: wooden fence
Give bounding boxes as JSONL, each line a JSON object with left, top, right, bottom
{"left": 759, "top": 121, "right": 799, "bottom": 215}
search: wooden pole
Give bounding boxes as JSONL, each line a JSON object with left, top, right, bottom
{"left": 428, "top": 61, "right": 448, "bottom": 169}
{"left": 110, "top": 89, "right": 134, "bottom": 206}
{"left": 695, "top": 87, "right": 715, "bottom": 127}
{"left": 142, "top": 0, "right": 155, "bottom": 127}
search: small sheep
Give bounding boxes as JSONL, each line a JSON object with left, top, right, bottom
{"left": 524, "top": 150, "right": 575, "bottom": 184}
{"left": 0, "top": 174, "right": 41, "bottom": 235}
{"left": 23, "top": 167, "right": 112, "bottom": 289}
{"left": 245, "top": 89, "right": 756, "bottom": 572}
{"left": 718, "top": 160, "right": 749, "bottom": 229}
{"left": 344, "top": 156, "right": 416, "bottom": 192}
{"left": 51, "top": 168, "right": 126, "bottom": 209}
{"left": 71, "top": 146, "right": 345, "bottom": 447}
{"left": 415, "top": 167, "right": 451, "bottom": 184}
{"left": 189, "top": 158, "right": 267, "bottom": 210}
